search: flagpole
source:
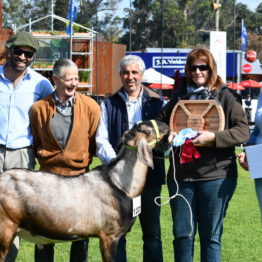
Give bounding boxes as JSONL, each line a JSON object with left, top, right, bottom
{"left": 70, "top": 0, "right": 73, "bottom": 60}
{"left": 232, "top": 0, "right": 236, "bottom": 83}
{"left": 66, "top": 0, "right": 79, "bottom": 59}
{"left": 51, "top": 0, "right": 54, "bottom": 31}
{"left": 241, "top": 19, "right": 245, "bottom": 82}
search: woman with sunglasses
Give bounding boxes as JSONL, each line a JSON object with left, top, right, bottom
{"left": 157, "top": 48, "right": 249, "bottom": 262}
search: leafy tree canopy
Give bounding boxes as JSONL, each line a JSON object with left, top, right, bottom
{"left": 2, "top": 0, "right": 262, "bottom": 53}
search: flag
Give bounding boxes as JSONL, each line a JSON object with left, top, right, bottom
{"left": 241, "top": 19, "right": 248, "bottom": 51}
{"left": 66, "top": 0, "right": 80, "bottom": 35}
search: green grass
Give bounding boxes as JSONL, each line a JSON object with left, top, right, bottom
{"left": 16, "top": 151, "right": 262, "bottom": 261}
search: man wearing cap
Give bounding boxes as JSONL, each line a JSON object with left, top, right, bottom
{"left": 0, "top": 31, "right": 53, "bottom": 261}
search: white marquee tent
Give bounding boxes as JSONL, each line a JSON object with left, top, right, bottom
{"left": 142, "top": 68, "right": 175, "bottom": 85}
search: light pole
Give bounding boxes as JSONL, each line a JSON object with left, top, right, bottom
{"left": 195, "top": 0, "right": 199, "bottom": 46}
{"left": 232, "top": 0, "right": 236, "bottom": 82}
{"left": 215, "top": 0, "right": 220, "bottom": 31}
{"left": 129, "top": 0, "right": 132, "bottom": 52}
{"left": 51, "top": 0, "right": 54, "bottom": 31}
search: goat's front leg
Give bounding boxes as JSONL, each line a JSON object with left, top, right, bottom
{"left": 0, "top": 217, "right": 18, "bottom": 262}
{"left": 99, "top": 234, "right": 119, "bottom": 262}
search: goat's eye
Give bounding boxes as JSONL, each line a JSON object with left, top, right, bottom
{"left": 136, "top": 124, "right": 151, "bottom": 136}
{"left": 141, "top": 129, "right": 151, "bottom": 136}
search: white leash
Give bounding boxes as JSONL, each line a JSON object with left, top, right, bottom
{"left": 154, "top": 146, "right": 194, "bottom": 237}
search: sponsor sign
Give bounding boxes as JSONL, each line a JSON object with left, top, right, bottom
{"left": 128, "top": 49, "right": 240, "bottom": 78}
{"left": 210, "top": 31, "right": 227, "bottom": 82}
{"left": 152, "top": 56, "right": 187, "bottom": 74}
{"left": 241, "top": 52, "right": 262, "bottom": 75}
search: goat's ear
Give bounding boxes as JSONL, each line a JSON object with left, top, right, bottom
{"left": 137, "top": 139, "right": 154, "bottom": 168}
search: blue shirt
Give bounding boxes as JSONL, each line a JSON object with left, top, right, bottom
{"left": 249, "top": 92, "right": 262, "bottom": 145}
{"left": 0, "top": 66, "right": 54, "bottom": 149}
{"left": 96, "top": 88, "right": 144, "bottom": 164}
{"left": 96, "top": 87, "right": 167, "bottom": 164}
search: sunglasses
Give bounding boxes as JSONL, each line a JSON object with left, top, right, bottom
{"left": 189, "top": 65, "right": 209, "bottom": 72}
{"left": 12, "top": 47, "right": 35, "bottom": 59}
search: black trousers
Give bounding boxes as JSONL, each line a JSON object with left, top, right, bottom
{"left": 34, "top": 239, "right": 88, "bottom": 262}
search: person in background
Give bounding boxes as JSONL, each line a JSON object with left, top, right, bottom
{"left": 244, "top": 94, "right": 252, "bottom": 124}
{"left": 0, "top": 31, "right": 53, "bottom": 262}
{"left": 96, "top": 54, "right": 165, "bottom": 262}
{"left": 157, "top": 48, "right": 249, "bottom": 262}
{"left": 30, "top": 58, "right": 100, "bottom": 262}
{"left": 238, "top": 91, "right": 262, "bottom": 221}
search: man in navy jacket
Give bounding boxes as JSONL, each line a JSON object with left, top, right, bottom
{"left": 96, "top": 55, "right": 165, "bottom": 262}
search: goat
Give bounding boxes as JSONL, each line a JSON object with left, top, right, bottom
{"left": 0, "top": 120, "right": 169, "bottom": 262}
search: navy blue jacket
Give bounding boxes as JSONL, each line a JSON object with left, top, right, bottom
{"left": 103, "top": 86, "right": 166, "bottom": 186}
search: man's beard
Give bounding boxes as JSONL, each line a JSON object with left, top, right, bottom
{"left": 9, "top": 57, "right": 31, "bottom": 72}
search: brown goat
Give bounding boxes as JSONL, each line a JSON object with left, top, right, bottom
{"left": 0, "top": 120, "right": 169, "bottom": 262}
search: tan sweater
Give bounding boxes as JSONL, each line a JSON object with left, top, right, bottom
{"left": 30, "top": 92, "right": 100, "bottom": 176}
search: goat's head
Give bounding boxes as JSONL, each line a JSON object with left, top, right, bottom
{"left": 122, "top": 120, "right": 169, "bottom": 168}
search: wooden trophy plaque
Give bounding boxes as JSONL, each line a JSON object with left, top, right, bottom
{"left": 169, "top": 100, "right": 225, "bottom": 134}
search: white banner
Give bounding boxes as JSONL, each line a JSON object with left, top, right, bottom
{"left": 210, "top": 31, "right": 227, "bottom": 82}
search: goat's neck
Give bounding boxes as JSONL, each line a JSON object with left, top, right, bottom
{"left": 110, "top": 149, "right": 148, "bottom": 198}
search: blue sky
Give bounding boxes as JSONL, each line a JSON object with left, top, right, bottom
{"left": 237, "top": 0, "right": 260, "bottom": 11}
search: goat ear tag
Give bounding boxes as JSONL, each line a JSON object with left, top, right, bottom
{"left": 132, "top": 195, "right": 141, "bottom": 217}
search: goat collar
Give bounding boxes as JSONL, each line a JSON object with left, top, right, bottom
{"left": 148, "top": 119, "right": 160, "bottom": 146}
{"left": 124, "top": 120, "right": 160, "bottom": 150}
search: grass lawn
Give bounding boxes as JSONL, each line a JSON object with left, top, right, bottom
{"left": 16, "top": 150, "right": 262, "bottom": 261}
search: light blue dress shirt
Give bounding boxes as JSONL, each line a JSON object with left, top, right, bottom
{"left": 249, "top": 92, "right": 262, "bottom": 145}
{"left": 0, "top": 65, "right": 54, "bottom": 149}
{"left": 96, "top": 89, "right": 144, "bottom": 164}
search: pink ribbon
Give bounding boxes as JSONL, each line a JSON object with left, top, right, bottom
{"left": 180, "top": 140, "right": 201, "bottom": 163}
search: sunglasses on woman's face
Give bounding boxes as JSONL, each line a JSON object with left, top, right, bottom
{"left": 189, "top": 65, "right": 209, "bottom": 72}
{"left": 12, "top": 47, "right": 35, "bottom": 59}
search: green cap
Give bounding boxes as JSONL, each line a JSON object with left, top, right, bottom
{"left": 5, "top": 31, "right": 39, "bottom": 52}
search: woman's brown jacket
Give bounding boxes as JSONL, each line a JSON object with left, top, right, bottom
{"left": 157, "top": 85, "right": 250, "bottom": 181}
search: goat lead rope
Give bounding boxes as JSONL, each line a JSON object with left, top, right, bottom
{"left": 154, "top": 145, "right": 194, "bottom": 237}
{"left": 148, "top": 120, "right": 160, "bottom": 146}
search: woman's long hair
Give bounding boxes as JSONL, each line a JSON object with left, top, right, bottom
{"left": 185, "top": 48, "right": 225, "bottom": 90}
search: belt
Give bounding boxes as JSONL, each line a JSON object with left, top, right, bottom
{"left": 0, "top": 145, "right": 32, "bottom": 149}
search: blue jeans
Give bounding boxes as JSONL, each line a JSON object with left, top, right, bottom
{"left": 34, "top": 239, "right": 88, "bottom": 262}
{"left": 255, "top": 178, "right": 262, "bottom": 222}
{"left": 167, "top": 176, "right": 237, "bottom": 262}
{"left": 116, "top": 186, "right": 163, "bottom": 262}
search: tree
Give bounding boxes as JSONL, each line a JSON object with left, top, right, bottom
{"left": 2, "top": 0, "right": 261, "bottom": 51}
{"left": 2, "top": 0, "right": 122, "bottom": 42}
{"left": 30, "top": 0, "right": 53, "bottom": 30}
{"left": 97, "top": 15, "right": 123, "bottom": 42}
{"left": 54, "top": 0, "right": 69, "bottom": 30}
{"left": 3, "top": 0, "right": 33, "bottom": 29}
{"left": 120, "top": 0, "right": 205, "bottom": 50}
{"left": 75, "top": 0, "right": 123, "bottom": 40}
{"left": 120, "top": 0, "right": 160, "bottom": 50}
{"left": 119, "top": 0, "right": 262, "bottom": 51}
